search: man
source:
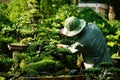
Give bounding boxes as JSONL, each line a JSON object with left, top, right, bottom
{"left": 57, "top": 16, "right": 113, "bottom": 69}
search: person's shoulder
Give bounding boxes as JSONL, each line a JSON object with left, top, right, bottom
{"left": 87, "top": 23, "right": 99, "bottom": 30}
{"left": 87, "top": 22, "right": 96, "bottom": 27}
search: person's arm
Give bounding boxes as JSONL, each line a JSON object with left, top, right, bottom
{"left": 57, "top": 42, "right": 83, "bottom": 53}
{"left": 68, "top": 42, "right": 83, "bottom": 53}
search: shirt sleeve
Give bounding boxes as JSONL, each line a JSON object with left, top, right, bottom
{"left": 67, "top": 42, "right": 83, "bottom": 53}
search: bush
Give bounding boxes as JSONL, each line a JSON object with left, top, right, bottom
{"left": 22, "top": 59, "right": 59, "bottom": 76}
{"left": 106, "top": 20, "right": 120, "bottom": 54}
{"left": 0, "top": 55, "right": 14, "bottom": 72}
{"left": 0, "top": 1, "right": 119, "bottom": 78}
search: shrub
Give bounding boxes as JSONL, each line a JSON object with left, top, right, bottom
{"left": 22, "top": 59, "right": 59, "bottom": 76}
{"left": 0, "top": 55, "right": 14, "bottom": 72}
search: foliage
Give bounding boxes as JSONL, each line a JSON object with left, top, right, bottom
{"left": 0, "top": 2, "right": 11, "bottom": 25}
{"left": 107, "top": 67, "right": 120, "bottom": 80}
{"left": 106, "top": 20, "right": 120, "bottom": 54}
{"left": 15, "top": 53, "right": 28, "bottom": 62}
{"left": 0, "top": 77, "right": 5, "bottom": 80}
{"left": 55, "top": 5, "right": 79, "bottom": 21}
{"left": 6, "top": 0, "right": 28, "bottom": 23}
{"left": 0, "top": 4, "right": 13, "bottom": 75}
{"left": 83, "top": 62, "right": 120, "bottom": 80}
{"left": 0, "top": 55, "right": 14, "bottom": 72}
{"left": 0, "top": 0, "right": 120, "bottom": 79}
{"left": 22, "top": 59, "right": 59, "bottom": 76}
{"left": 0, "top": 35, "right": 13, "bottom": 57}
{"left": 0, "top": 3, "right": 13, "bottom": 54}
{"left": 77, "top": 7, "right": 110, "bottom": 35}
{"left": 39, "top": 0, "right": 72, "bottom": 19}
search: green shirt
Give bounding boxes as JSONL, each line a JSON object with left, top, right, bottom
{"left": 67, "top": 23, "right": 113, "bottom": 68}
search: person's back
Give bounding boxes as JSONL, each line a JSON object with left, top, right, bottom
{"left": 57, "top": 16, "right": 113, "bottom": 69}
{"left": 76, "top": 23, "right": 113, "bottom": 68}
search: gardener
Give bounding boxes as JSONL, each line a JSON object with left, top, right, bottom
{"left": 57, "top": 16, "right": 113, "bottom": 69}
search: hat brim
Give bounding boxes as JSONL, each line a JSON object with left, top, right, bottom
{"left": 62, "top": 20, "right": 86, "bottom": 37}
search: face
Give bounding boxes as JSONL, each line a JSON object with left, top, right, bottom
{"left": 60, "top": 28, "right": 66, "bottom": 38}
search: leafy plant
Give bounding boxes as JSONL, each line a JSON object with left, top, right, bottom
{"left": 6, "top": 0, "right": 28, "bottom": 23}
{"left": 55, "top": 4, "right": 79, "bottom": 20}
{"left": 0, "top": 55, "right": 14, "bottom": 72}
{"left": 106, "top": 20, "right": 120, "bottom": 54}
{"left": 22, "top": 59, "right": 59, "bottom": 76}
{"left": 0, "top": 1, "right": 120, "bottom": 79}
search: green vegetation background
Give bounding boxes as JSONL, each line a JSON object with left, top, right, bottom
{"left": 0, "top": 0, "right": 120, "bottom": 79}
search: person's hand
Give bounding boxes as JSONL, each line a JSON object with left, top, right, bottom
{"left": 57, "top": 44, "right": 67, "bottom": 48}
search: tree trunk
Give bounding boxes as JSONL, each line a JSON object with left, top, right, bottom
{"left": 108, "top": 0, "right": 120, "bottom": 20}
{"left": 74, "top": 0, "right": 79, "bottom": 5}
